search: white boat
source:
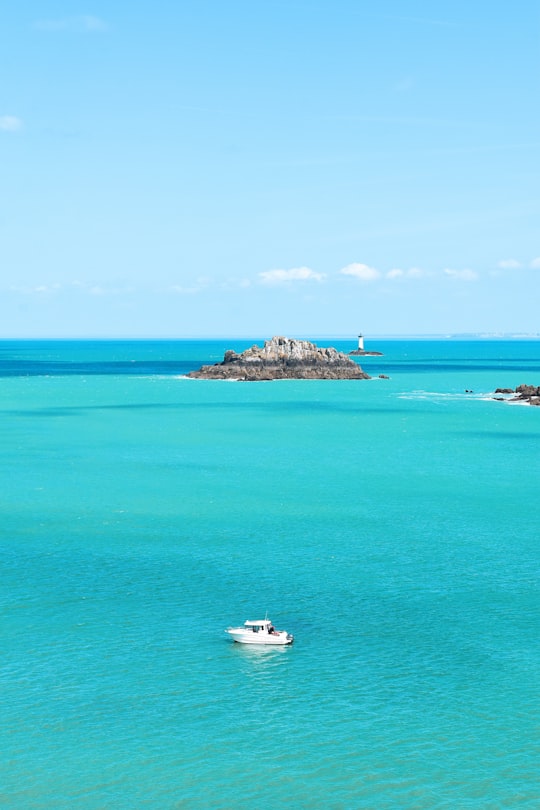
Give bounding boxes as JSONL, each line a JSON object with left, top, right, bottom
{"left": 225, "top": 618, "right": 294, "bottom": 645}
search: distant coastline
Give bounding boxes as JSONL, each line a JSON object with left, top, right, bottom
{"left": 1, "top": 333, "right": 539, "bottom": 342}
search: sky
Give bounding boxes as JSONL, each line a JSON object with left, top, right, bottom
{"left": 1, "top": 0, "right": 539, "bottom": 338}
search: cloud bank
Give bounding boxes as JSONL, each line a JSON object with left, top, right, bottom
{"left": 9, "top": 253, "right": 536, "bottom": 304}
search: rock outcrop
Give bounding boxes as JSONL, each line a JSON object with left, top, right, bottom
{"left": 188, "top": 336, "right": 371, "bottom": 381}
{"left": 494, "top": 384, "right": 540, "bottom": 406}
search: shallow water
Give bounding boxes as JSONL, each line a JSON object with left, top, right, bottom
{"left": 1, "top": 339, "right": 539, "bottom": 808}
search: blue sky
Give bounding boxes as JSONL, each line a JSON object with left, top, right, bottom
{"left": 1, "top": 1, "right": 539, "bottom": 337}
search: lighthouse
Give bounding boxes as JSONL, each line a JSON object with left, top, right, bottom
{"left": 349, "top": 333, "right": 382, "bottom": 357}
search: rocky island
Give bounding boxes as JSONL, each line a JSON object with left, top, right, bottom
{"left": 187, "top": 336, "right": 371, "bottom": 381}
{"left": 494, "top": 384, "right": 540, "bottom": 406}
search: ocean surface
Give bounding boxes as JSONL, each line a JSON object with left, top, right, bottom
{"left": 1, "top": 338, "right": 539, "bottom": 809}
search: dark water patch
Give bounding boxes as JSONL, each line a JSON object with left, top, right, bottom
{"left": 2, "top": 359, "right": 539, "bottom": 378}
{"left": 458, "top": 431, "right": 540, "bottom": 443}
{"left": 5, "top": 408, "right": 83, "bottom": 418}
{"left": 1, "top": 400, "right": 409, "bottom": 418}
{"left": 0, "top": 360, "right": 202, "bottom": 377}
{"left": 1, "top": 403, "right": 193, "bottom": 418}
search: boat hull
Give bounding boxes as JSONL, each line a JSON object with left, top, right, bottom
{"left": 226, "top": 629, "right": 293, "bottom": 646}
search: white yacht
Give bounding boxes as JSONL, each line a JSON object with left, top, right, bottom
{"left": 225, "top": 618, "right": 294, "bottom": 646}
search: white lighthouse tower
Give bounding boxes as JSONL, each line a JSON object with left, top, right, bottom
{"left": 357, "top": 334, "right": 365, "bottom": 352}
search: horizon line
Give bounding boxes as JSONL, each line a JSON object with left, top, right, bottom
{"left": 0, "top": 332, "right": 539, "bottom": 341}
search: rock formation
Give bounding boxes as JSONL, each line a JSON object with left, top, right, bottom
{"left": 494, "top": 384, "right": 540, "bottom": 406}
{"left": 188, "top": 336, "right": 371, "bottom": 381}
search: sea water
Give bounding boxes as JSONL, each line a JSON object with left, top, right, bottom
{"left": 1, "top": 339, "right": 539, "bottom": 809}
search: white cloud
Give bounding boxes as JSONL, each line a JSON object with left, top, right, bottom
{"left": 407, "top": 267, "right": 426, "bottom": 278}
{"left": 0, "top": 115, "right": 23, "bottom": 132}
{"left": 443, "top": 268, "right": 478, "bottom": 281}
{"left": 169, "top": 285, "right": 202, "bottom": 295}
{"left": 35, "top": 15, "right": 108, "bottom": 32}
{"left": 340, "top": 262, "right": 380, "bottom": 282}
{"left": 89, "top": 285, "right": 127, "bottom": 296}
{"left": 8, "top": 281, "right": 137, "bottom": 296}
{"left": 530, "top": 257, "right": 540, "bottom": 268}
{"left": 386, "top": 267, "right": 426, "bottom": 280}
{"left": 9, "top": 283, "right": 61, "bottom": 294}
{"left": 258, "top": 266, "right": 325, "bottom": 285}
{"left": 498, "top": 259, "right": 521, "bottom": 269}
{"left": 169, "top": 277, "right": 211, "bottom": 295}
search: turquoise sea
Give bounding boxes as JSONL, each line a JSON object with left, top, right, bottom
{"left": 1, "top": 339, "right": 539, "bottom": 809}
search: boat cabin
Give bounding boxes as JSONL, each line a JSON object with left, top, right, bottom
{"left": 244, "top": 620, "right": 274, "bottom": 634}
